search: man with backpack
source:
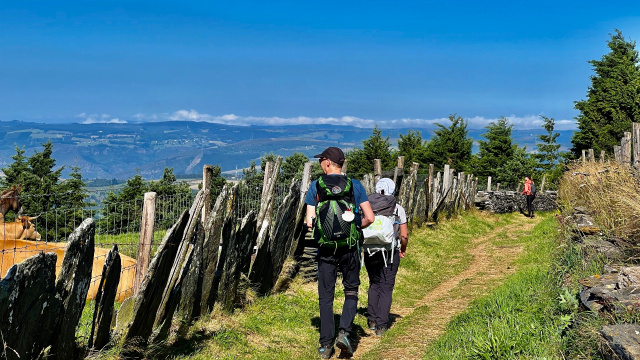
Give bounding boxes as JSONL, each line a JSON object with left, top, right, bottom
{"left": 305, "top": 146, "right": 374, "bottom": 359}
{"left": 362, "top": 178, "right": 408, "bottom": 336}
{"left": 522, "top": 175, "right": 536, "bottom": 218}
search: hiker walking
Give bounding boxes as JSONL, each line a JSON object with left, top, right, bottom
{"left": 305, "top": 146, "right": 374, "bottom": 359}
{"left": 522, "top": 175, "right": 536, "bottom": 218}
{"left": 362, "top": 178, "right": 408, "bottom": 336}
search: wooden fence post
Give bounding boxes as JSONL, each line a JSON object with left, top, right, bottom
{"left": 633, "top": 122, "right": 640, "bottom": 168}
{"left": 487, "top": 176, "right": 492, "bottom": 192}
{"left": 300, "top": 162, "right": 313, "bottom": 205}
{"left": 588, "top": 149, "right": 595, "bottom": 162}
{"left": 443, "top": 164, "right": 451, "bottom": 195}
{"left": 496, "top": 183, "right": 500, "bottom": 191}
{"left": 600, "top": 150, "right": 606, "bottom": 163}
{"left": 614, "top": 145, "right": 622, "bottom": 163}
{"left": 540, "top": 174, "right": 546, "bottom": 192}
{"left": 426, "top": 164, "right": 434, "bottom": 218}
{"left": 374, "top": 159, "right": 382, "bottom": 183}
{"left": 249, "top": 157, "right": 282, "bottom": 276}
{"left": 134, "top": 191, "right": 156, "bottom": 295}
{"left": 394, "top": 156, "right": 405, "bottom": 185}
{"left": 342, "top": 159, "right": 348, "bottom": 174}
{"left": 622, "top": 132, "right": 632, "bottom": 165}
{"left": 202, "top": 165, "right": 213, "bottom": 224}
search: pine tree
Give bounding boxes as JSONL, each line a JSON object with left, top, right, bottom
{"left": 497, "top": 146, "right": 538, "bottom": 185}
{"left": 397, "top": 130, "right": 425, "bottom": 167}
{"left": 281, "top": 152, "right": 309, "bottom": 181}
{"left": 422, "top": 114, "right": 473, "bottom": 172}
{"left": 571, "top": 30, "right": 640, "bottom": 157}
{"left": 0, "top": 145, "right": 29, "bottom": 189}
{"left": 474, "top": 117, "right": 515, "bottom": 181}
{"left": 346, "top": 126, "right": 394, "bottom": 176}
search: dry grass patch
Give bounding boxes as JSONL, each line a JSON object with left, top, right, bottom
{"left": 559, "top": 161, "right": 640, "bottom": 241}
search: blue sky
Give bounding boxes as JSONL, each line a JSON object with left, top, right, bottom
{"left": 1, "top": 1, "right": 639, "bottom": 130}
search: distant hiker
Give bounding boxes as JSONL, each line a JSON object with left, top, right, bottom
{"left": 362, "top": 178, "right": 408, "bottom": 336}
{"left": 305, "top": 146, "right": 375, "bottom": 359}
{"left": 522, "top": 175, "right": 536, "bottom": 218}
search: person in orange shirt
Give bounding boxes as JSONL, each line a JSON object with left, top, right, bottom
{"left": 521, "top": 176, "right": 536, "bottom": 218}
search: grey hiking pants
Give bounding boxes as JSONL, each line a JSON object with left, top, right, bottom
{"left": 364, "top": 250, "right": 400, "bottom": 328}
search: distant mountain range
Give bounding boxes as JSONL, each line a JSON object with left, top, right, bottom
{"left": 0, "top": 120, "right": 575, "bottom": 180}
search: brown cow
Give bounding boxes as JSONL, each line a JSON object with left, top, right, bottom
{"left": 0, "top": 239, "right": 137, "bottom": 302}
{"left": 0, "top": 216, "right": 41, "bottom": 241}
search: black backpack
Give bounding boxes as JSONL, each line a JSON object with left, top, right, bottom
{"left": 530, "top": 182, "right": 537, "bottom": 195}
{"left": 313, "top": 175, "right": 361, "bottom": 249}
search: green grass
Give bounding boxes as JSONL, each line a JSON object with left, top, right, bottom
{"left": 419, "top": 214, "right": 602, "bottom": 360}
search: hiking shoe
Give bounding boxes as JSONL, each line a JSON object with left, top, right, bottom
{"left": 367, "top": 319, "right": 376, "bottom": 330}
{"left": 375, "top": 326, "right": 387, "bottom": 336}
{"left": 335, "top": 330, "right": 353, "bottom": 358}
{"left": 318, "top": 344, "right": 334, "bottom": 359}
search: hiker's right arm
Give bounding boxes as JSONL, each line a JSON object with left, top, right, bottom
{"left": 306, "top": 205, "right": 316, "bottom": 228}
{"left": 359, "top": 201, "right": 375, "bottom": 228}
{"left": 399, "top": 223, "right": 408, "bottom": 258}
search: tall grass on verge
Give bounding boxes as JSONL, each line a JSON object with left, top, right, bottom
{"left": 558, "top": 161, "right": 640, "bottom": 241}
{"left": 423, "top": 215, "right": 567, "bottom": 359}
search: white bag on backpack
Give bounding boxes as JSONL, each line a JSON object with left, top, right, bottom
{"left": 362, "top": 210, "right": 399, "bottom": 266}
{"left": 362, "top": 215, "right": 395, "bottom": 246}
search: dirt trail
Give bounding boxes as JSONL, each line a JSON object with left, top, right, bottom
{"left": 352, "top": 216, "right": 542, "bottom": 359}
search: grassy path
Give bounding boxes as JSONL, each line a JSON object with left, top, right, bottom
{"left": 144, "top": 211, "right": 554, "bottom": 360}
{"left": 355, "top": 216, "right": 541, "bottom": 359}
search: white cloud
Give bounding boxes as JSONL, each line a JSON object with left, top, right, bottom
{"left": 132, "top": 109, "right": 578, "bottom": 131}
{"left": 77, "top": 113, "right": 127, "bottom": 124}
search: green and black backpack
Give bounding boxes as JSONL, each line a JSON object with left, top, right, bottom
{"left": 313, "top": 175, "right": 361, "bottom": 249}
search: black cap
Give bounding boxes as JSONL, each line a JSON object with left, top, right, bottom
{"left": 313, "top": 146, "right": 345, "bottom": 165}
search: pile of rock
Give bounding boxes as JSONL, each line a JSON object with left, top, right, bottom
{"left": 566, "top": 208, "right": 640, "bottom": 359}
{"left": 474, "top": 191, "right": 557, "bottom": 214}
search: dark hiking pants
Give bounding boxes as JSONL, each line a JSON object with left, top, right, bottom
{"left": 364, "top": 250, "right": 400, "bottom": 328}
{"left": 317, "top": 246, "right": 361, "bottom": 346}
{"left": 526, "top": 194, "right": 535, "bottom": 217}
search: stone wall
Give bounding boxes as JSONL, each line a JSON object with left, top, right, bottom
{"left": 474, "top": 191, "right": 558, "bottom": 214}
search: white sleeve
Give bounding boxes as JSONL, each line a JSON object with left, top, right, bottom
{"left": 396, "top": 205, "right": 407, "bottom": 224}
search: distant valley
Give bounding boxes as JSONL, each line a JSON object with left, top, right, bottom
{"left": 0, "top": 120, "right": 575, "bottom": 180}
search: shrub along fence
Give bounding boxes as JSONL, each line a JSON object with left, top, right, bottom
{"left": 0, "top": 156, "right": 477, "bottom": 359}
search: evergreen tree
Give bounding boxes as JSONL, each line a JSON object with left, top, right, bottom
{"left": 535, "top": 116, "right": 561, "bottom": 171}
{"left": 397, "top": 130, "right": 426, "bottom": 167}
{"left": 474, "top": 117, "right": 515, "bottom": 180}
{"left": 281, "top": 152, "right": 309, "bottom": 182}
{"left": 346, "top": 126, "right": 394, "bottom": 176}
{"left": 98, "top": 172, "right": 148, "bottom": 234}
{"left": 496, "top": 146, "right": 538, "bottom": 185}
{"left": 209, "top": 165, "right": 227, "bottom": 197}
{"left": 571, "top": 30, "right": 640, "bottom": 157}
{"left": 422, "top": 114, "right": 473, "bottom": 172}
{"left": 0, "top": 145, "right": 29, "bottom": 189}
{"left": 57, "top": 163, "right": 91, "bottom": 238}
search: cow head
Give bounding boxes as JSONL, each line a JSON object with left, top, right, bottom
{"left": 18, "top": 216, "right": 41, "bottom": 240}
